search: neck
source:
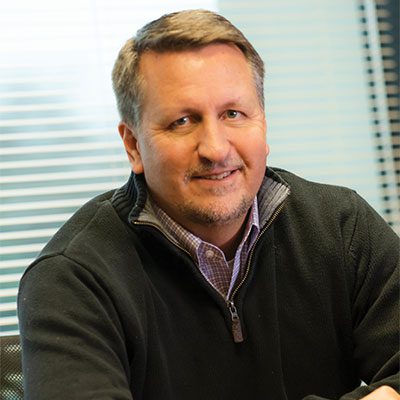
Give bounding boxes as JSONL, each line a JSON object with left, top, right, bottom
{"left": 147, "top": 191, "right": 253, "bottom": 260}
{"left": 187, "top": 215, "right": 248, "bottom": 260}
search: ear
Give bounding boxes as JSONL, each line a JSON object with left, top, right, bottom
{"left": 118, "top": 122, "right": 144, "bottom": 174}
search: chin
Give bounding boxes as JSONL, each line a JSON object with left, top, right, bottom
{"left": 178, "top": 196, "right": 253, "bottom": 226}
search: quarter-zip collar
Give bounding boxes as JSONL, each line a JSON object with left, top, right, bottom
{"left": 111, "top": 167, "right": 290, "bottom": 234}
{"left": 111, "top": 168, "right": 290, "bottom": 344}
{"left": 258, "top": 168, "right": 290, "bottom": 227}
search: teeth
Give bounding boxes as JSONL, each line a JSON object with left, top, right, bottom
{"left": 204, "top": 171, "right": 232, "bottom": 180}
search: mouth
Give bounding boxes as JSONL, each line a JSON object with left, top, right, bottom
{"left": 199, "top": 170, "right": 234, "bottom": 180}
{"left": 192, "top": 168, "right": 240, "bottom": 181}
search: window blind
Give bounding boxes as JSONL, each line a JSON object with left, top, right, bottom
{"left": 1, "top": 0, "right": 397, "bottom": 336}
{"left": 220, "top": 0, "right": 399, "bottom": 232}
{"left": 0, "top": 0, "right": 217, "bottom": 335}
{"left": 358, "top": 0, "right": 400, "bottom": 231}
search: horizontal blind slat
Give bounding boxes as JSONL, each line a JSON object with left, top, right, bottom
{"left": 0, "top": 259, "right": 34, "bottom": 269}
{"left": 0, "top": 142, "right": 122, "bottom": 155}
{"left": 2, "top": 168, "right": 129, "bottom": 184}
{"left": 0, "top": 244, "right": 46, "bottom": 255}
{"left": 0, "top": 155, "right": 127, "bottom": 170}
{"left": 0, "top": 128, "right": 114, "bottom": 141}
{"left": 0, "top": 199, "right": 90, "bottom": 212}
{"left": 0, "top": 182, "right": 125, "bottom": 198}
{"left": 0, "top": 316, "right": 19, "bottom": 327}
{"left": 0, "top": 274, "right": 23, "bottom": 284}
{"left": 0, "top": 302, "right": 18, "bottom": 312}
{"left": 0, "top": 229, "right": 58, "bottom": 241}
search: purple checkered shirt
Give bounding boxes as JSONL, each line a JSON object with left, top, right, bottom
{"left": 150, "top": 199, "right": 260, "bottom": 300}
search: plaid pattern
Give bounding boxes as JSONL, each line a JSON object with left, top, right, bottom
{"left": 151, "top": 199, "right": 260, "bottom": 299}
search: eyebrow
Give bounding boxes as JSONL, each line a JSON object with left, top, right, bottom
{"left": 163, "top": 99, "right": 246, "bottom": 115}
{"left": 220, "top": 99, "right": 245, "bottom": 109}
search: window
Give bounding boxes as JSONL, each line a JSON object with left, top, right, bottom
{"left": 220, "top": 0, "right": 398, "bottom": 231}
{"left": 0, "top": 0, "right": 397, "bottom": 335}
{"left": 358, "top": 0, "right": 400, "bottom": 229}
{"left": 0, "top": 0, "right": 217, "bottom": 335}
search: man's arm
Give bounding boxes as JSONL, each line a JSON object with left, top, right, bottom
{"left": 18, "top": 255, "right": 134, "bottom": 400}
{"left": 348, "top": 194, "right": 399, "bottom": 398}
{"left": 305, "top": 192, "right": 399, "bottom": 400}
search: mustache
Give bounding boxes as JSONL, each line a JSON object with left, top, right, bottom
{"left": 185, "top": 158, "right": 245, "bottom": 180}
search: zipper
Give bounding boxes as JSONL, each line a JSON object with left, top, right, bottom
{"left": 133, "top": 199, "right": 287, "bottom": 344}
{"left": 227, "top": 300, "right": 244, "bottom": 343}
{"left": 226, "top": 200, "right": 287, "bottom": 343}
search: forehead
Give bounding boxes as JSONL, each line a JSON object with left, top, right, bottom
{"left": 138, "top": 44, "right": 256, "bottom": 108}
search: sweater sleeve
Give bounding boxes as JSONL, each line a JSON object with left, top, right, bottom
{"left": 18, "top": 254, "right": 134, "bottom": 400}
{"left": 305, "top": 192, "right": 400, "bottom": 400}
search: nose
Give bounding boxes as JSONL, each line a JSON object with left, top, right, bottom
{"left": 196, "top": 119, "right": 230, "bottom": 164}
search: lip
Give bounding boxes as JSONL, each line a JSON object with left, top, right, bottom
{"left": 191, "top": 168, "right": 240, "bottom": 181}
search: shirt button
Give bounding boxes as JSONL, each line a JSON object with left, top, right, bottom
{"left": 205, "top": 249, "right": 215, "bottom": 259}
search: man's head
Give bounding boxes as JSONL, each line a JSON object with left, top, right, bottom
{"left": 113, "top": 10, "right": 269, "bottom": 249}
{"left": 112, "top": 9, "right": 265, "bottom": 130}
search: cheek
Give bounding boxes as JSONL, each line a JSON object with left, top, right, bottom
{"left": 238, "top": 132, "right": 267, "bottom": 163}
{"left": 240, "top": 136, "right": 268, "bottom": 189}
{"left": 142, "top": 140, "right": 191, "bottom": 182}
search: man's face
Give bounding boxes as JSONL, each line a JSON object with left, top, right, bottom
{"left": 120, "top": 43, "right": 269, "bottom": 235}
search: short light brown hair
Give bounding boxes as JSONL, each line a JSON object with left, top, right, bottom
{"left": 112, "top": 9, "right": 265, "bottom": 129}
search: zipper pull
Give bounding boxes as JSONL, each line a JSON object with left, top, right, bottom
{"left": 227, "top": 300, "right": 244, "bottom": 343}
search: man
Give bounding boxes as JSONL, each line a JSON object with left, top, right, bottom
{"left": 18, "top": 9, "right": 399, "bottom": 400}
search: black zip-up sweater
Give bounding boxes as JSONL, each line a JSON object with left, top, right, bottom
{"left": 18, "top": 168, "right": 399, "bottom": 400}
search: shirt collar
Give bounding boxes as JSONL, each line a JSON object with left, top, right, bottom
{"left": 148, "top": 197, "right": 260, "bottom": 263}
{"left": 131, "top": 167, "right": 290, "bottom": 238}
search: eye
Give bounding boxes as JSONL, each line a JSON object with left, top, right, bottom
{"left": 169, "top": 116, "right": 190, "bottom": 130}
{"left": 225, "top": 110, "right": 242, "bottom": 119}
{"left": 175, "top": 116, "right": 189, "bottom": 126}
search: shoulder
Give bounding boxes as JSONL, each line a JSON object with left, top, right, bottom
{"left": 269, "top": 167, "right": 398, "bottom": 250}
{"left": 270, "top": 167, "right": 363, "bottom": 225}
{"left": 22, "top": 189, "right": 139, "bottom": 280}
{"left": 39, "top": 190, "right": 118, "bottom": 255}
{"left": 273, "top": 167, "right": 357, "bottom": 202}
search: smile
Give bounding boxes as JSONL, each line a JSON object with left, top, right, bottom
{"left": 201, "top": 171, "right": 233, "bottom": 180}
{"left": 188, "top": 165, "right": 243, "bottom": 184}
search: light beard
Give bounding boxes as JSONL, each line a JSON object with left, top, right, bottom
{"left": 175, "top": 194, "right": 254, "bottom": 227}
{"left": 184, "top": 159, "right": 245, "bottom": 184}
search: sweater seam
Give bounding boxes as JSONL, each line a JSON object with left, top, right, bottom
{"left": 21, "top": 198, "right": 115, "bottom": 281}
{"left": 347, "top": 191, "right": 361, "bottom": 266}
